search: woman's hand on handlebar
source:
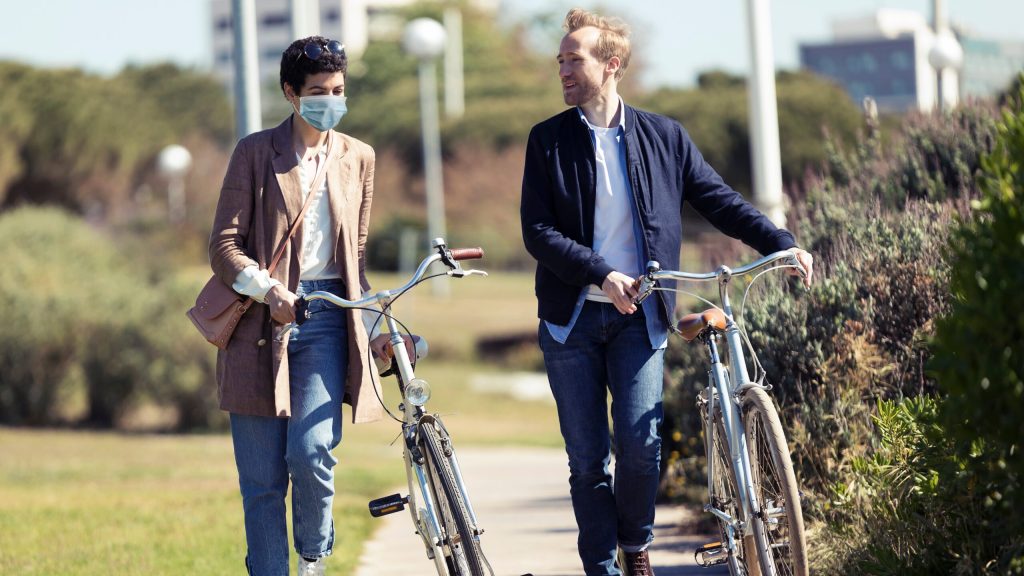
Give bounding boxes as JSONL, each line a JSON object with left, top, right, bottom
{"left": 369, "top": 334, "right": 416, "bottom": 362}
{"left": 266, "top": 284, "right": 299, "bottom": 324}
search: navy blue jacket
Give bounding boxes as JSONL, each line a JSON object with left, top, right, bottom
{"left": 520, "top": 104, "right": 796, "bottom": 325}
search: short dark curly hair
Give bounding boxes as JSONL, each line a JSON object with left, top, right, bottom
{"left": 279, "top": 35, "right": 348, "bottom": 95}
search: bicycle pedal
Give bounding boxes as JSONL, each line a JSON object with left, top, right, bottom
{"left": 368, "top": 493, "right": 408, "bottom": 517}
{"left": 694, "top": 541, "right": 728, "bottom": 567}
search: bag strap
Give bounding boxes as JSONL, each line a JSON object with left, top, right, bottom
{"left": 265, "top": 133, "right": 334, "bottom": 276}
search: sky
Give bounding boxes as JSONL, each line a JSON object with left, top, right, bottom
{"left": 0, "top": 0, "right": 1022, "bottom": 89}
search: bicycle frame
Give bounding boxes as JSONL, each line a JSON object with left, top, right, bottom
{"left": 278, "top": 239, "right": 487, "bottom": 573}
{"left": 636, "top": 250, "right": 800, "bottom": 565}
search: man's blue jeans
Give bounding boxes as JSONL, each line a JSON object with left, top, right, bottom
{"left": 230, "top": 279, "right": 348, "bottom": 576}
{"left": 539, "top": 300, "right": 665, "bottom": 575}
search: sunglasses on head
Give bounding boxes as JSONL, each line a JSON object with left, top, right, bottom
{"left": 297, "top": 39, "right": 345, "bottom": 62}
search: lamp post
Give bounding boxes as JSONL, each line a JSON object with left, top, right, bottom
{"left": 157, "top": 144, "right": 193, "bottom": 224}
{"left": 744, "top": 0, "right": 785, "bottom": 227}
{"left": 929, "top": 0, "right": 964, "bottom": 113}
{"left": 403, "top": 17, "right": 449, "bottom": 296}
{"left": 232, "top": 0, "right": 262, "bottom": 139}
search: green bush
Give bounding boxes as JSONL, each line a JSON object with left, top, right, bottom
{"left": 0, "top": 207, "right": 222, "bottom": 430}
{"left": 928, "top": 82, "right": 1024, "bottom": 571}
{"left": 814, "top": 397, "right": 991, "bottom": 575}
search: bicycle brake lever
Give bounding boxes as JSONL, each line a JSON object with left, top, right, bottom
{"left": 448, "top": 268, "right": 488, "bottom": 278}
{"left": 275, "top": 297, "right": 310, "bottom": 342}
{"left": 633, "top": 276, "right": 656, "bottom": 306}
{"left": 276, "top": 323, "right": 297, "bottom": 342}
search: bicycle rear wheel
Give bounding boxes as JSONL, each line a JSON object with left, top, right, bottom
{"left": 741, "top": 387, "right": 808, "bottom": 576}
{"left": 704, "top": 396, "right": 750, "bottom": 576}
{"left": 419, "top": 418, "right": 487, "bottom": 576}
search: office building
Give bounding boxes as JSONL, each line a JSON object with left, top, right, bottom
{"left": 800, "top": 9, "right": 1024, "bottom": 113}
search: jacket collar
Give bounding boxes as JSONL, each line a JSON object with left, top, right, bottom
{"left": 270, "top": 115, "right": 349, "bottom": 229}
{"left": 270, "top": 114, "right": 349, "bottom": 159}
{"left": 576, "top": 96, "right": 629, "bottom": 133}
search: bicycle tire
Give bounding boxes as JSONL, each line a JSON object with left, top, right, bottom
{"left": 704, "top": 395, "right": 750, "bottom": 576}
{"left": 741, "top": 387, "right": 808, "bottom": 576}
{"left": 420, "top": 419, "right": 487, "bottom": 576}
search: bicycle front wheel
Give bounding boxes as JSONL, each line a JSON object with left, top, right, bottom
{"left": 741, "top": 387, "right": 808, "bottom": 576}
{"left": 419, "top": 418, "right": 487, "bottom": 576}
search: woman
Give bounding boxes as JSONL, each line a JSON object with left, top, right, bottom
{"left": 208, "top": 36, "right": 394, "bottom": 576}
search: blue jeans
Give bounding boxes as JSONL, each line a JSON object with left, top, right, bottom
{"left": 539, "top": 300, "right": 665, "bottom": 576}
{"left": 230, "top": 279, "right": 348, "bottom": 576}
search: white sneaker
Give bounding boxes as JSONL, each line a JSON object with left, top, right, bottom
{"left": 298, "top": 556, "right": 326, "bottom": 576}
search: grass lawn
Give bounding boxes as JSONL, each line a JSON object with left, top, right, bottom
{"left": 0, "top": 270, "right": 563, "bottom": 574}
{"left": 0, "top": 361, "right": 560, "bottom": 575}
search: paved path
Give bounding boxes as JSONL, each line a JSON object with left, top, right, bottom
{"left": 355, "top": 447, "right": 727, "bottom": 576}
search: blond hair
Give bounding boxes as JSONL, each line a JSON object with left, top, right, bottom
{"left": 563, "top": 8, "right": 631, "bottom": 80}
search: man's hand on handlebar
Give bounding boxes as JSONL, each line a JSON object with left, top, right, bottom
{"left": 602, "top": 271, "right": 639, "bottom": 315}
{"left": 788, "top": 248, "right": 814, "bottom": 289}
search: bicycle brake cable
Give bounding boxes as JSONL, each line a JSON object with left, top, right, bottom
{"left": 736, "top": 264, "right": 802, "bottom": 386}
{"left": 650, "top": 287, "right": 725, "bottom": 315}
{"left": 359, "top": 271, "right": 451, "bottom": 423}
{"left": 358, "top": 305, "right": 422, "bottom": 423}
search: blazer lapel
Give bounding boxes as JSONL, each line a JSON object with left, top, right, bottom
{"left": 271, "top": 116, "right": 303, "bottom": 231}
{"left": 326, "top": 132, "right": 353, "bottom": 259}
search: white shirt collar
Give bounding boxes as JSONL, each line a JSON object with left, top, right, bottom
{"left": 577, "top": 96, "right": 627, "bottom": 132}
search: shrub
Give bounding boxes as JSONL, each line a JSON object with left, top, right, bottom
{"left": 814, "top": 398, "right": 990, "bottom": 575}
{"left": 928, "top": 83, "right": 1024, "bottom": 571}
{"left": 0, "top": 207, "right": 222, "bottom": 430}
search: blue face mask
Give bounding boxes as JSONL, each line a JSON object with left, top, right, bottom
{"left": 297, "top": 95, "right": 347, "bottom": 132}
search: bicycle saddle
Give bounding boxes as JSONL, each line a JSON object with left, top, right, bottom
{"left": 676, "top": 309, "right": 727, "bottom": 342}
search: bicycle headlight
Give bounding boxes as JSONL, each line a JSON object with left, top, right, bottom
{"left": 405, "top": 378, "right": 432, "bottom": 406}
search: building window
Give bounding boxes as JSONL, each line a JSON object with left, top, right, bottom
{"left": 814, "top": 56, "right": 837, "bottom": 75}
{"left": 217, "top": 50, "right": 232, "bottom": 65}
{"left": 862, "top": 54, "right": 878, "bottom": 73}
{"left": 262, "top": 13, "right": 289, "bottom": 27}
{"left": 324, "top": 8, "right": 340, "bottom": 23}
{"left": 215, "top": 16, "right": 232, "bottom": 31}
{"left": 890, "top": 51, "right": 911, "bottom": 70}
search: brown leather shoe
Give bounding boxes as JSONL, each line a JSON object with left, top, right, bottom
{"left": 622, "top": 549, "right": 655, "bottom": 576}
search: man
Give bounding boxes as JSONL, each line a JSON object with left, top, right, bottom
{"left": 520, "top": 8, "right": 813, "bottom": 576}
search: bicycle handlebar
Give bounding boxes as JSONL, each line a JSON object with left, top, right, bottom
{"left": 634, "top": 250, "right": 801, "bottom": 305}
{"left": 277, "top": 240, "right": 487, "bottom": 340}
{"left": 449, "top": 247, "right": 484, "bottom": 261}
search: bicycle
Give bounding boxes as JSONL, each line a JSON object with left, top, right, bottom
{"left": 634, "top": 250, "right": 808, "bottom": 576}
{"left": 278, "top": 239, "right": 494, "bottom": 576}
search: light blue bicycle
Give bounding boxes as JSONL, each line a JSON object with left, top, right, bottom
{"left": 635, "top": 250, "right": 809, "bottom": 576}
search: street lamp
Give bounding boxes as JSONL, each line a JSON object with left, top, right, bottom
{"left": 157, "top": 144, "right": 193, "bottom": 224}
{"left": 403, "top": 17, "right": 449, "bottom": 296}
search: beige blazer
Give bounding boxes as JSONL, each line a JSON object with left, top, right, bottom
{"left": 208, "top": 116, "right": 382, "bottom": 423}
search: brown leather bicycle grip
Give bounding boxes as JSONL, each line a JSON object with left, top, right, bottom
{"left": 450, "top": 247, "right": 484, "bottom": 261}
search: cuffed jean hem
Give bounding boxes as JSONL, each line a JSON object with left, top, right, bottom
{"left": 618, "top": 539, "right": 652, "bottom": 554}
